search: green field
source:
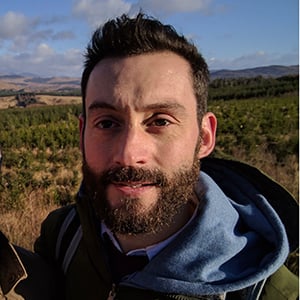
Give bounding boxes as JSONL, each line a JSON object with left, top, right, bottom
{"left": 0, "top": 77, "right": 298, "bottom": 273}
{"left": 0, "top": 93, "right": 298, "bottom": 207}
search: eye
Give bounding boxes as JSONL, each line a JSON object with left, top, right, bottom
{"left": 145, "top": 113, "right": 175, "bottom": 130}
{"left": 96, "top": 119, "right": 119, "bottom": 129}
{"left": 151, "top": 118, "right": 171, "bottom": 127}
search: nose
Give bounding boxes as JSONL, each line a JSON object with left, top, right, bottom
{"left": 113, "top": 126, "right": 149, "bottom": 167}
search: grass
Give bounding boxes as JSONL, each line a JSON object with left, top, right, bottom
{"left": 0, "top": 190, "right": 60, "bottom": 250}
{"left": 0, "top": 93, "right": 298, "bottom": 275}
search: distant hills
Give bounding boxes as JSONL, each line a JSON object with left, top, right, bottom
{"left": 0, "top": 75, "right": 81, "bottom": 93}
{"left": 210, "top": 65, "right": 298, "bottom": 80}
{"left": 0, "top": 65, "right": 298, "bottom": 93}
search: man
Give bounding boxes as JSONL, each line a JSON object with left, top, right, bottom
{"left": 0, "top": 231, "right": 63, "bottom": 299}
{"left": 34, "top": 13, "right": 298, "bottom": 299}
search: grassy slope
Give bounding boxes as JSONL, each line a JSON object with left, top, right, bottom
{"left": 0, "top": 93, "right": 298, "bottom": 274}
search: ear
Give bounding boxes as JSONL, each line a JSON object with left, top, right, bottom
{"left": 79, "top": 114, "right": 85, "bottom": 152}
{"left": 197, "top": 112, "right": 217, "bottom": 159}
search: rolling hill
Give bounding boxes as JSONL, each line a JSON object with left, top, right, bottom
{"left": 0, "top": 65, "right": 298, "bottom": 93}
{"left": 0, "top": 75, "right": 80, "bottom": 93}
{"left": 210, "top": 65, "right": 298, "bottom": 79}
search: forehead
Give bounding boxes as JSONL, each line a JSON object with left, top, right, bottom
{"left": 85, "top": 52, "right": 196, "bottom": 112}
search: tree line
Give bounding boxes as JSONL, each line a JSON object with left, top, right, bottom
{"left": 209, "top": 75, "right": 298, "bottom": 101}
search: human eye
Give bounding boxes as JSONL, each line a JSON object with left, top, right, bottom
{"left": 145, "top": 113, "right": 176, "bottom": 131}
{"left": 95, "top": 118, "right": 120, "bottom": 129}
{"left": 151, "top": 118, "right": 171, "bottom": 127}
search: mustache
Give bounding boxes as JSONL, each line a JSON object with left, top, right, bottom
{"left": 103, "top": 166, "right": 168, "bottom": 187}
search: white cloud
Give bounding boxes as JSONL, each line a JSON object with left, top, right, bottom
{"left": 0, "top": 10, "right": 82, "bottom": 77}
{"left": 52, "top": 31, "right": 76, "bottom": 40}
{"left": 0, "top": 11, "right": 77, "bottom": 55}
{"left": 36, "top": 43, "right": 55, "bottom": 57}
{"left": 72, "top": 0, "right": 215, "bottom": 27}
{"left": 0, "top": 11, "right": 34, "bottom": 39}
{"left": 130, "top": 0, "right": 212, "bottom": 15}
{"left": 73, "top": 0, "right": 131, "bottom": 27}
{"left": 0, "top": 44, "right": 83, "bottom": 77}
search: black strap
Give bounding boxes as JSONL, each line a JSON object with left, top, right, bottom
{"left": 55, "top": 207, "right": 81, "bottom": 273}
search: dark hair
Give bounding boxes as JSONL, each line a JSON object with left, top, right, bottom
{"left": 81, "top": 13, "right": 209, "bottom": 125}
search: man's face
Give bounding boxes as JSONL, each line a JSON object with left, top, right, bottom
{"left": 80, "top": 52, "right": 215, "bottom": 234}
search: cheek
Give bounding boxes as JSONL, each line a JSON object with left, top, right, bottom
{"left": 156, "top": 132, "right": 199, "bottom": 169}
{"left": 83, "top": 134, "right": 110, "bottom": 170}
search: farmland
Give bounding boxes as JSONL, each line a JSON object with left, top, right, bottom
{"left": 0, "top": 75, "right": 298, "bottom": 274}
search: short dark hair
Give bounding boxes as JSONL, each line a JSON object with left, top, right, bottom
{"left": 81, "top": 13, "right": 209, "bottom": 125}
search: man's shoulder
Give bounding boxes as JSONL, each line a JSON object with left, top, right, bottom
{"left": 44, "top": 204, "right": 76, "bottom": 223}
{"left": 39, "top": 204, "right": 77, "bottom": 236}
{"left": 34, "top": 204, "right": 76, "bottom": 261}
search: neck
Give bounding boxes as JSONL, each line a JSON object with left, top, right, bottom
{"left": 115, "top": 201, "right": 196, "bottom": 253}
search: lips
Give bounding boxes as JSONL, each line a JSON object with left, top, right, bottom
{"left": 112, "top": 181, "right": 154, "bottom": 188}
{"left": 109, "top": 181, "right": 156, "bottom": 196}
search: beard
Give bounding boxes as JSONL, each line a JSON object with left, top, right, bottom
{"left": 82, "top": 158, "right": 202, "bottom": 235}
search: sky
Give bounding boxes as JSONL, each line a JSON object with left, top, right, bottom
{"left": 0, "top": 0, "right": 298, "bottom": 77}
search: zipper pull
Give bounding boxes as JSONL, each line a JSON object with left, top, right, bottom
{"left": 107, "top": 283, "right": 116, "bottom": 300}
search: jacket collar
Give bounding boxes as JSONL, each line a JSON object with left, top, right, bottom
{"left": 0, "top": 232, "right": 27, "bottom": 297}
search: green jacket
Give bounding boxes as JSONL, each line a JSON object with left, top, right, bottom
{"left": 34, "top": 158, "right": 299, "bottom": 300}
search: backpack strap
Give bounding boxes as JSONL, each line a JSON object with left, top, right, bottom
{"left": 55, "top": 207, "right": 82, "bottom": 274}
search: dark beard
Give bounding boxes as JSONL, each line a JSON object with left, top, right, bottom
{"left": 82, "top": 159, "right": 201, "bottom": 235}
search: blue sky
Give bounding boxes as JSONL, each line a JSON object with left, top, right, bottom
{"left": 0, "top": 0, "right": 298, "bottom": 77}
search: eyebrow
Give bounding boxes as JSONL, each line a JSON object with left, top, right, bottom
{"left": 87, "top": 101, "right": 186, "bottom": 113}
{"left": 142, "top": 102, "right": 186, "bottom": 112}
{"left": 88, "top": 102, "right": 117, "bottom": 112}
